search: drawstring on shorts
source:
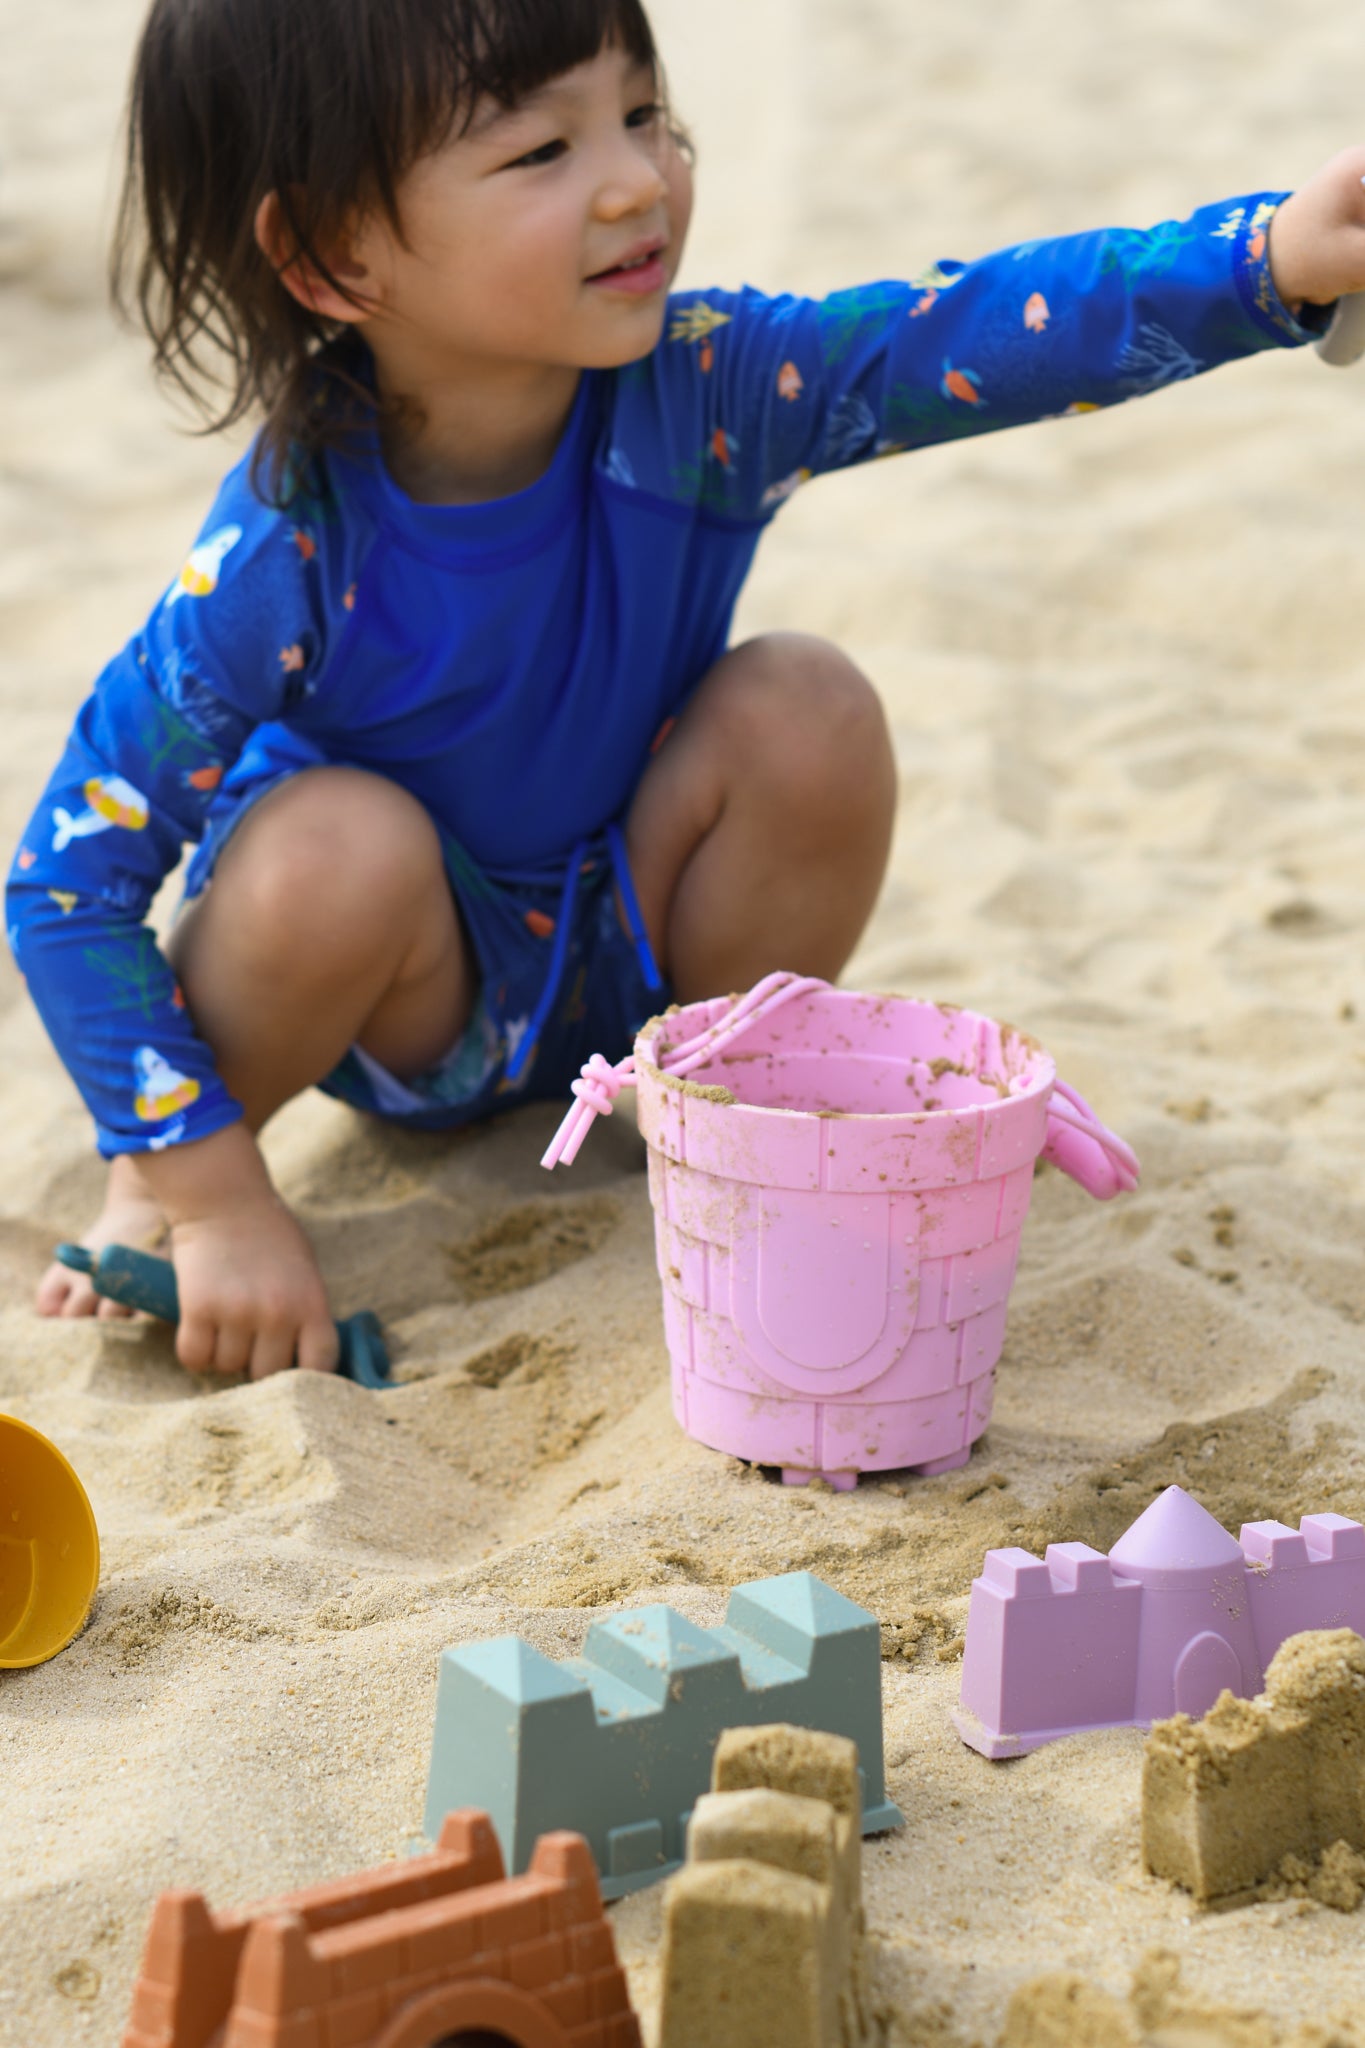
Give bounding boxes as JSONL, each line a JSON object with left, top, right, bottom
{"left": 502, "top": 826, "right": 663, "bottom": 1085}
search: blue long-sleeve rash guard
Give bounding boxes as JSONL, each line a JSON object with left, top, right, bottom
{"left": 6, "top": 194, "right": 1320, "bottom": 1156}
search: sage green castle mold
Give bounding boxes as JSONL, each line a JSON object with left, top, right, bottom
{"left": 423, "top": 1571, "right": 904, "bottom": 1899}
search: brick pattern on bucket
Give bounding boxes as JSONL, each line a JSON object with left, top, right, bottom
{"left": 635, "top": 991, "right": 1055, "bottom": 1485}
{"left": 121, "top": 1810, "right": 639, "bottom": 2048}
{"left": 653, "top": 1150, "right": 1026, "bottom": 1480}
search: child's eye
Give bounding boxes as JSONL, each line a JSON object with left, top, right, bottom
{"left": 626, "top": 101, "right": 664, "bottom": 129}
{"left": 504, "top": 137, "right": 567, "bottom": 170}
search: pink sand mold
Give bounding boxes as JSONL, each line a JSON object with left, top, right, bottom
{"left": 544, "top": 973, "right": 1137, "bottom": 1487}
{"left": 953, "top": 1483, "right": 1365, "bottom": 1758}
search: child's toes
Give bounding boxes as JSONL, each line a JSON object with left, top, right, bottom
{"left": 36, "top": 1261, "right": 96, "bottom": 1317}
{"left": 36, "top": 1257, "right": 141, "bottom": 1319}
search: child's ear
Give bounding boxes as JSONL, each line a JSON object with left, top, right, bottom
{"left": 253, "top": 193, "right": 376, "bottom": 323}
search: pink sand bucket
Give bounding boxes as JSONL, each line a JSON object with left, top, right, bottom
{"left": 544, "top": 974, "right": 1137, "bottom": 1488}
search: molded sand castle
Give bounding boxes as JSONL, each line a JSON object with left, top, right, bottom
{"left": 998, "top": 1951, "right": 1365, "bottom": 2048}
{"left": 658, "top": 1724, "right": 869, "bottom": 2048}
{"left": 1143, "top": 1627, "right": 1365, "bottom": 1907}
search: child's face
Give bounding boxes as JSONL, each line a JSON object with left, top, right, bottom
{"left": 352, "top": 41, "right": 692, "bottom": 379}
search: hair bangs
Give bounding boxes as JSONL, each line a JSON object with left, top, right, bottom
{"left": 355, "top": 0, "right": 661, "bottom": 204}
{"left": 451, "top": 0, "right": 659, "bottom": 126}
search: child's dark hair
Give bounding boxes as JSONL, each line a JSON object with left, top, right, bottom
{"left": 113, "top": 0, "right": 663, "bottom": 499}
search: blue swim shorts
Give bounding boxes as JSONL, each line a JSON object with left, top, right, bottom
{"left": 182, "top": 778, "right": 668, "bottom": 1134}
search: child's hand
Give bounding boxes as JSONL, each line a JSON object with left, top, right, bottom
{"left": 1269, "top": 147, "right": 1365, "bottom": 309}
{"left": 140, "top": 1124, "right": 338, "bottom": 1378}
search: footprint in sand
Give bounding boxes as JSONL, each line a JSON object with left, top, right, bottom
{"left": 449, "top": 1194, "right": 618, "bottom": 1301}
{"left": 462, "top": 1332, "right": 574, "bottom": 1388}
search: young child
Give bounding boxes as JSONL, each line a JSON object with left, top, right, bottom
{"left": 8, "top": 0, "right": 1365, "bottom": 1380}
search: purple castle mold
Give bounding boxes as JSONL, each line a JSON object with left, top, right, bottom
{"left": 953, "top": 1485, "right": 1365, "bottom": 1759}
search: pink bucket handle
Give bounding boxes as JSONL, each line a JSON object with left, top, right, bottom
{"left": 1037, "top": 1078, "right": 1140, "bottom": 1200}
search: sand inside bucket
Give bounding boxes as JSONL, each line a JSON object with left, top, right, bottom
{"left": 648, "top": 996, "right": 1045, "bottom": 1119}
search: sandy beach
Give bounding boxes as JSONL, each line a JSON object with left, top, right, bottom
{"left": 4, "top": 0, "right": 1365, "bottom": 2039}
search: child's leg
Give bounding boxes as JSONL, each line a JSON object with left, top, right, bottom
{"left": 624, "top": 632, "right": 896, "bottom": 995}
{"left": 39, "top": 767, "right": 474, "bottom": 1318}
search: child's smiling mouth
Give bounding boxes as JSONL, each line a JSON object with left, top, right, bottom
{"left": 587, "top": 239, "right": 667, "bottom": 294}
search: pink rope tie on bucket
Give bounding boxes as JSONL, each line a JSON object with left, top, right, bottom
{"left": 542, "top": 972, "right": 829, "bottom": 1170}
{"left": 1030, "top": 1076, "right": 1141, "bottom": 1200}
{"left": 543, "top": 1051, "right": 636, "bottom": 1169}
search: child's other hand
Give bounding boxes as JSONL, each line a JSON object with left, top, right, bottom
{"left": 141, "top": 1124, "right": 338, "bottom": 1379}
{"left": 1269, "top": 148, "right": 1365, "bottom": 309}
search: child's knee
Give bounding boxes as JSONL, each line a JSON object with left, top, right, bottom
{"left": 724, "top": 634, "right": 894, "bottom": 813}
{"left": 202, "top": 769, "right": 447, "bottom": 963}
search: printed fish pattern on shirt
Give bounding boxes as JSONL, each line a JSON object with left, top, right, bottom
{"left": 6, "top": 194, "right": 1320, "bottom": 1155}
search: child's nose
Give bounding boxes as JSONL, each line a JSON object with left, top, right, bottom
{"left": 593, "top": 137, "right": 668, "bottom": 219}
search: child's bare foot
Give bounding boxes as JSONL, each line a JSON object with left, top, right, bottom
{"left": 37, "top": 1154, "right": 168, "bottom": 1319}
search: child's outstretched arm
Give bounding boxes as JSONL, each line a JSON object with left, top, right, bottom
{"left": 637, "top": 165, "right": 1357, "bottom": 531}
{"left": 1268, "top": 147, "right": 1365, "bottom": 309}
